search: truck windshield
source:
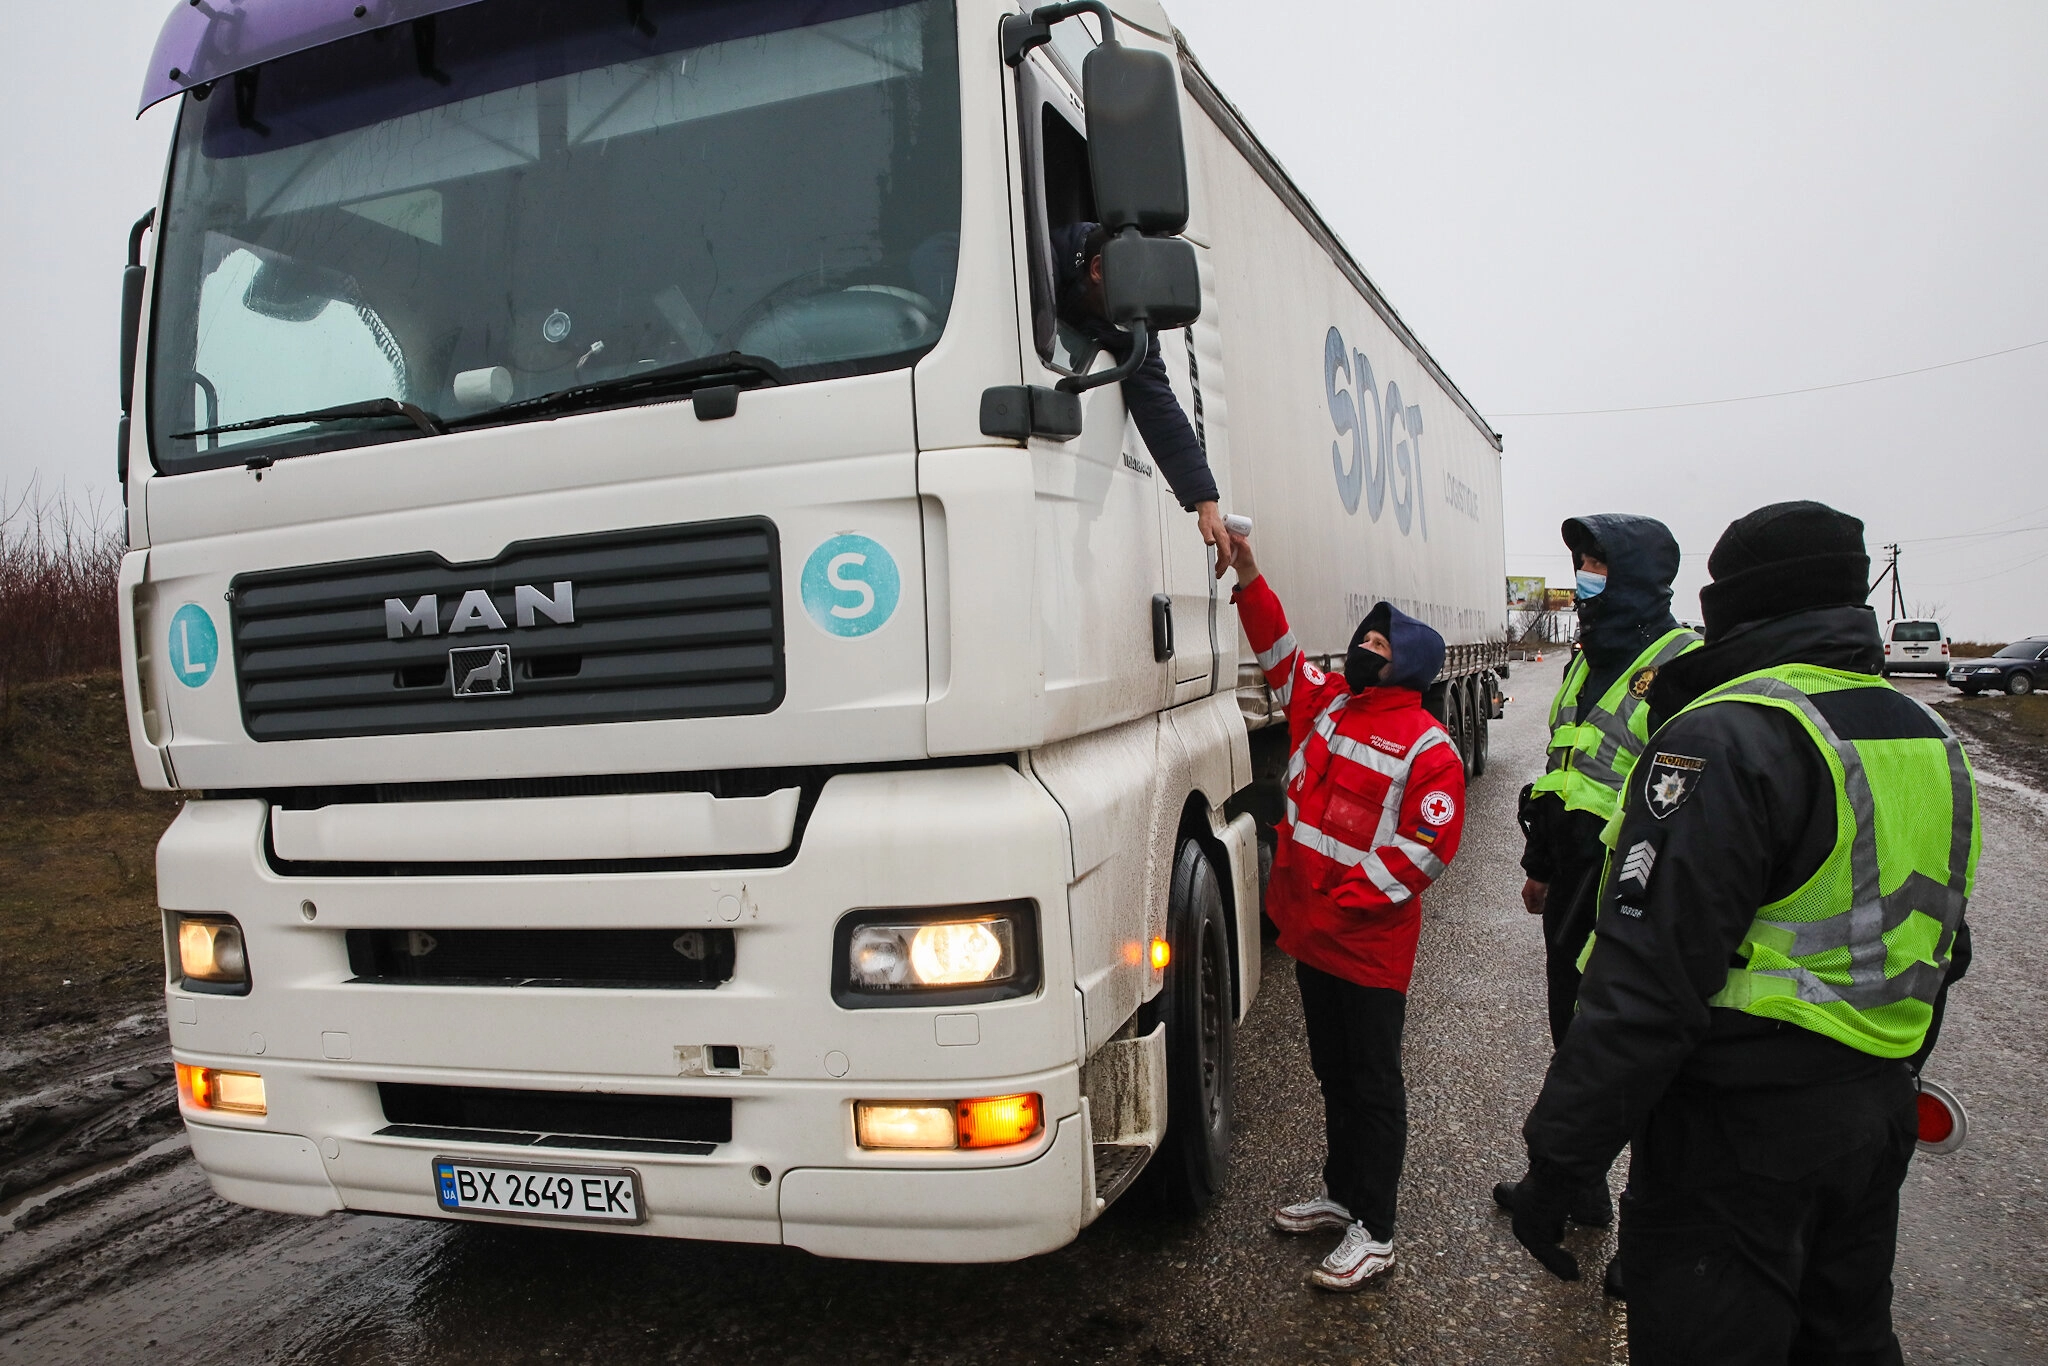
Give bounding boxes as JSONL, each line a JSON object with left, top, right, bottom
{"left": 147, "top": 0, "right": 960, "bottom": 470}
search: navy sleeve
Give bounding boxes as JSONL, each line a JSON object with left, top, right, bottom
{"left": 1120, "top": 333, "right": 1219, "bottom": 510}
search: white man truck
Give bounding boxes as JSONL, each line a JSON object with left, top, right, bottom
{"left": 119, "top": 0, "right": 1506, "bottom": 1261}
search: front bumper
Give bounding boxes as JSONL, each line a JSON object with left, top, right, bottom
{"left": 161, "top": 766, "right": 1097, "bottom": 1262}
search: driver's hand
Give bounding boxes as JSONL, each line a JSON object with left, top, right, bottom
{"left": 1197, "top": 503, "right": 1234, "bottom": 578}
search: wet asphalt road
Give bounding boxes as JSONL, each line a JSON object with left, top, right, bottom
{"left": 4, "top": 662, "right": 2044, "bottom": 1364}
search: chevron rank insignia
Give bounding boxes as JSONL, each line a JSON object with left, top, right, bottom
{"left": 1644, "top": 752, "right": 1706, "bottom": 820}
{"left": 1616, "top": 839, "right": 1659, "bottom": 899}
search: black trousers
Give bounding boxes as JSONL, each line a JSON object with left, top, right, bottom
{"left": 1621, "top": 1066, "right": 1919, "bottom": 1366}
{"left": 1540, "top": 851, "right": 1604, "bottom": 1050}
{"left": 1295, "top": 961, "right": 1406, "bottom": 1242}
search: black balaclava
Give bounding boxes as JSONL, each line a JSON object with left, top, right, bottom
{"left": 1698, "top": 501, "right": 1870, "bottom": 640}
{"left": 1346, "top": 602, "right": 1392, "bottom": 690}
{"left": 1561, "top": 514, "right": 1684, "bottom": 665}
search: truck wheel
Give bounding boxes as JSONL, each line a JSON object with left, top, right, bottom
{"left": 1444, "top": 686, "right": 1468, "bottom": 778}
{"left": 1470, "top": 676, "right": 1491, "bottom": 778}
{"left": 2010, "top": 673, "right": 2035, "bottom": 696}
{"left": 1457, "top": 681, "right": 1480, "bottom": 781}
{"left": 1142, "top": 839, "right": 1235, "bottom": 1218}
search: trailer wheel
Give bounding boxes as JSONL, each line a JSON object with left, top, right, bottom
{"left": 1443, "top": 685, "right": 1467, "bottom": 778}
{"left": 1140, "top": 839, "right": 1235, "bottom": 1218}
{"left": 1470, "top": 676, "right": 1491, "bottom": 778}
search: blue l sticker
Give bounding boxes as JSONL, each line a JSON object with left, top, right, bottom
{"left": 800, "top": 534, "right": 900, "bottom": 638}
{"left": 167, "top": 603, "right": 220, "bottom": 687}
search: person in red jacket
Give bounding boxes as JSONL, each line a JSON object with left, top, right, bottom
{"left": 1228, "top": 530, "right": 1467, "bottom": 1291}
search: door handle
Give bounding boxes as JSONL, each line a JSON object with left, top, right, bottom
{"left": 1152, "top": 594, "right": 1174, "bottom": 662}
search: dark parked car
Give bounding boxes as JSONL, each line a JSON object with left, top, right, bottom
{"left": 1948, "top": 637, "right": 2048, "bottom": 696}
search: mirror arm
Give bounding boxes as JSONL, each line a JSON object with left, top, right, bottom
{"left": 1057, "top": 320, "right": 1148, "bottom": 394}
{"left": 1003, "top": 0, "right": 1117, "bottom": 67}
{"left": 128, "top": 209, "right": 156, "bottom": 269}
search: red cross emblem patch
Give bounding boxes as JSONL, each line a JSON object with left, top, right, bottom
{"left": 1419, "top": 790, "right": 1457, "bottom": 827}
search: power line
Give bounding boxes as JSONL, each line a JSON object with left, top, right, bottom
{"left": 1486, "top": 337, "right": 2048, "bottom": 419}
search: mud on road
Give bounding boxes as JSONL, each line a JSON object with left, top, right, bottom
{"left": 3, "top": 664, "right": 2044, "bottom": 1364}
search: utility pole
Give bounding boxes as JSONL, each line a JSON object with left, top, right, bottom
{"left": 1867, "top": 543, "right": 1906, "bottom": 622}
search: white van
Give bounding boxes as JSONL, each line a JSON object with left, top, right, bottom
{"left": 1882, "top": 620, "right": 1949, "bottom": 677}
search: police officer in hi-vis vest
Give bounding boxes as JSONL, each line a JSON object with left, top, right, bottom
{"left": 1496, "top": 502, "right": 1978, "bottom": 1365}
{"left": 1516, "top": 515, "right": 1698, "bottom": 1227}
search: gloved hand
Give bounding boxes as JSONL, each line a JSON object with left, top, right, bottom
{"left": 1493, "top": 1167, "right": 1581, "bottom": 1281}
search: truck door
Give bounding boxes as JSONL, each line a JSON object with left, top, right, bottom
{"left": 1013, "top": 47, "right": 1172, "bottom": 721}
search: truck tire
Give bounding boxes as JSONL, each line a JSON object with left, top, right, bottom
{"left": 1470, "top": 676, "right": 1491, "bottom": 778}
{"left": 1141, "top": 838, "right": 1235, "bottom": 1218}
{"left": 1444, "top": 685, "right": 1468, "bottom": 779}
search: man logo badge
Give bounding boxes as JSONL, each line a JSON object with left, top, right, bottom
{"left": 1644, "top": 751, "right": 1705, "bottom": 819}
{"left": 451, "top": 645, "right": 514, "bottom": 697}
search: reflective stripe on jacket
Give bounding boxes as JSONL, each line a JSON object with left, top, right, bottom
{"left": 1236, "top": 575, "right": 1466, "bottom": 992}
{"left": 1678, "top": 665, "right": 1979, "bottom": 1058}
{"left": 1531, "top": 627, "right": 1701, "bottom": 820}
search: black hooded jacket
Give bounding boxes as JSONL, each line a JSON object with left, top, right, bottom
{"left": 1520, "top": 514, "right": 1687, "bottom": 884}
{"left": 1521, "top": 605, "right": 1973, "bottom": 1189}
{"left": 1050, "top": 223, "right": 1219, "bottom": 511}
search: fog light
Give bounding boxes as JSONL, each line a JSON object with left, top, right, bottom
{"left": 855, "top": 1101, "right": 955, "bottom": 1150}
{"left": 176, "top": 1062, "right": 267, "bottom": 1116}
{"left": 177, "top": 916, "right": 248, "bottom": 989}
{"left": 957, "top": 1093, "right": 1042, "bottom": 1149}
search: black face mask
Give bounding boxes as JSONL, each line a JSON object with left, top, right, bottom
{"left": 1345, "top": 644, "right": 1388, "bottom": 692}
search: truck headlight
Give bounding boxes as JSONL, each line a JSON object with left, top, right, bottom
{"left": 834, "top": 902, "right": 1039, "bottom": 1007}
{"left": 175, "top": 915, "right": 249, "bottom": 994}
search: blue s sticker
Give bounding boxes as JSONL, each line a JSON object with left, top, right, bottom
{"left": 167, "top": 604, "right": 220, "bottom": 687}
{"left": 800, "top": 535, "right": 900, "bottom": 638}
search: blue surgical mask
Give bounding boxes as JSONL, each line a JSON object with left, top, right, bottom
{"left": 1575, "top": 570, "right": 1608, "bottom": 601}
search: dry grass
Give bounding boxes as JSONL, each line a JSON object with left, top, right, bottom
{"left": 0, "top": 484, "right": 123, "bottom": 707}
{"left": 0, "top": 673, "right": 180, "bottom": 1037}
{"left": 1950, "top": 641, "right": 2008, "bottom": 659}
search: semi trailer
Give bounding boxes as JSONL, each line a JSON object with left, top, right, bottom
{"left": 119, "top": 0, "right": 1506, "bottom": 1261}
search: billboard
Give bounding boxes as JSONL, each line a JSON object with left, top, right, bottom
{"left": 1506, "top": 576, "right": 1547, "bottom": 611}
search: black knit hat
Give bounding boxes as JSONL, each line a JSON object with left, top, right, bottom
{"left": 1698, "top": 500, "right": 1869, "bottom": 639}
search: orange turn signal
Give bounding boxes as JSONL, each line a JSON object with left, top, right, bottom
{"left": 176, "top": 1062, "right": 267, "bottom": 1116}
{"left": 1149, "top": 937, "right": 1171, "bottom": 970}
{"left": 956, "top": 1092, "right": 1042, "bottom": 1150}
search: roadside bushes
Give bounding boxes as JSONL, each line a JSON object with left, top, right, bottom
{"left": 0, "top": 485, "right": 123, "bottom": 706}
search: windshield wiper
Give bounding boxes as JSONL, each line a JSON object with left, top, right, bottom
{"left": 452, "top": 352, "right": 787, "bottom": 427}
{"left": 173, "top": 397, "right": 446, "bottom": 441}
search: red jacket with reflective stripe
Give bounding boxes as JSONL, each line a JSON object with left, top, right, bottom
{"left": 1238, "top": 575, "right": 1466, "bottom": 992}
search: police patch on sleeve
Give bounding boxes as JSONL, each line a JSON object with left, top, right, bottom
{"left": 1644, "top": 752, "right": 1706, "bottom": 819}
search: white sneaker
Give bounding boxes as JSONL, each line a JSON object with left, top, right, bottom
{"left": 1310, "top": 1220, "right": 1395, "bottom": 1291}
{"left": 1272, "top": 1189, "right": 1354, "bottom": 1235}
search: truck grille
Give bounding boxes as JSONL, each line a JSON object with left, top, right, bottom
{"left": 345, "top": 927, "right": 736, "bottom": 989}
{"left": 378, "top": 1083, "right": 730, "bottom": 1155}
{"left": 229, "top": 519, "right": 783, "bottom": 741}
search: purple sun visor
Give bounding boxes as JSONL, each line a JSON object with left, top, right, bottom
{"left": 139, "top": 0, "right": 493, "bottom": 116}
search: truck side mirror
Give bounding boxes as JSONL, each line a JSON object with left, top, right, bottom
{"left": 1101, "top": 232, "right": 1200, "bottom": 330}
{"left": 1083, "top": 42, "right": 1189, "bottom": 237}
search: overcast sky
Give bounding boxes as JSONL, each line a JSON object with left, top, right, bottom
{"left": 4, "top": 1, "right": 2044, "bottom": 638}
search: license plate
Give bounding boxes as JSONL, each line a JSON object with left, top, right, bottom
{"left": 433, "top": 1158, "right": 644, "bottom": 1225}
